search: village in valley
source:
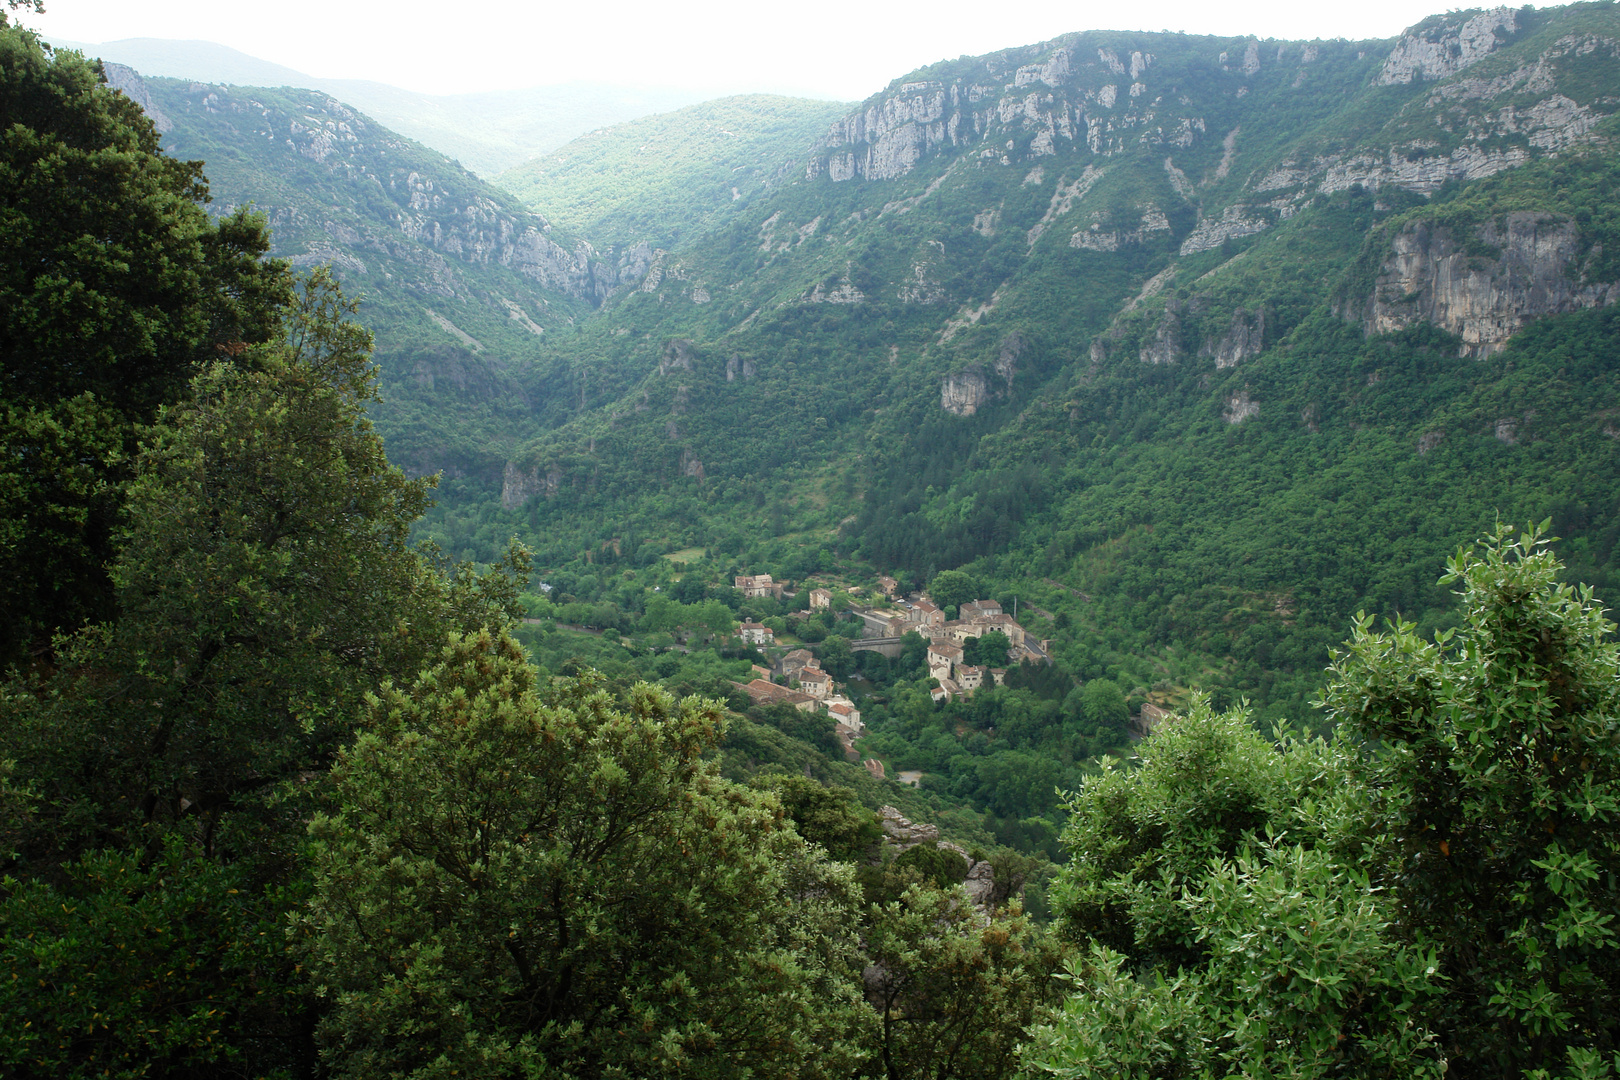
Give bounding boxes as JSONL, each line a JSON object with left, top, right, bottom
{"left": 730, "top": 572, "right": 1054, "bottom": 778}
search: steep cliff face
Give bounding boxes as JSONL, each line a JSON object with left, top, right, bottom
{"left": 1358, "top": 212, "right": 1619, "bottom": 356}
{"left": 941, "top": 368, "right": 990, "bottom": 415}
{"left": 797, "top": 9, "right": 1613, "bottom": 284}
{"left": 502, "top": 460, "right": 563, "bottom": 510}
{"left": 1377, "top": 7, "right": 1518, "bottom": 85}
{"left": 805, "top": 41, "right": 1214, "bottom": 186}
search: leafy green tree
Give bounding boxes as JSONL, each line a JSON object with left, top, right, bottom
{"left": 4, "top": 272, "right": 521, "bottom": 862}
{"left": 0, "top": 23, "right": 291, "bottom": 664}
{"left": 1049, "top": 700, "right": 1338, "bottom": 966}
{"left": 964, "top": 630, "right": 1012, "bottom": 667}
{"left": 928, "top": 570, "right": 979, "bottom": 614}
{"left": 819, "top": 633, "right": 855, "bottom": 679}
{"left": 1026, "top": 846, "right": 1444, "bottom": 1079}
{"left": 861, "top": 884, "right": 1063, "bottom": 1080}
{"left": 1078, "top": 679, "right": 1128, "bottom": 736}
{"left": 1322, "top": 523, "right": 1620, "bottom": 1076}
{"left": 299, "top": 630, "right": 872, "bottom": 1079}
{"left": 0, "top": 274, "right": 523, "bottom": 1079}
{"left": 1031, "top": 702, "right": 1443, "bottom": 1079}
{"left": 754, "top": 772, "right": 882, "bottom": 861}
{"left": 0, "top": 837, "right": 296, "bottom": 1080}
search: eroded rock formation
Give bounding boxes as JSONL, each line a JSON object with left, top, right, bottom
{"left": 1357, "top": 212, "right": 1618, "bottom": 357}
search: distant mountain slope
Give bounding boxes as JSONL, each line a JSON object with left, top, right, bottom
{"left": 497, "top": 95, "right": 850, "bottom": 249}
{"left": 58, "top": 37, "right": 715, "bottom": 174}
{"left": 107, "top": 67, "right": 648, "bottom": 483}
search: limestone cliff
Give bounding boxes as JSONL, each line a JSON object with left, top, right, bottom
{"left": 1354, "top": 212, "right": 1618, "bottom": 357}
{"left": 941, "top": 368, "right": 990, "bottom": 415}
{"left": 1377, "top": 8, "right": 1518, "bottom": 85}
{"left": 502, "top": 460, "right": 562, "bottom": 510}
{"left": 101, "top": 63, "right": 172, "bottom": 133}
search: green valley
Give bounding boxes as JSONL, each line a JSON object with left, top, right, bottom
{"left": 8, "top": 4, "right": 1620, "bottom": 1073}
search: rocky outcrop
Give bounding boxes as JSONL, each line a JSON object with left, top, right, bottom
{"left": 1316, "top": 145, "right": 1529, "bottom": 197}
{"left": 1139, "top": 302, "right": 1182, "bottom": 365}
{"left": 1357, "top": 212, "right": 1619, "bottom": 357}
{"left": 679, "top": 449, "right": 705, "bottom": 479}
{"left": 995, "top": 332, "right": 1024, "bottom": 387}
{"left": 1071, "top": 205, "right": 1171, "bottom": 251}
{"left": 501, "top": 460, "right": 561, "bottom": 510}
{"left": 1204, "top": 308, "right": 1267, "bottom": 368}
{"left": 1223, "top": 391, "right": 1260, "bottom": 424}
{"left": 1180, "top": 205, "right": 1274, "bottom": 255}
{"left": 102, "top": 63, "right": 172, "bottom": 133}
{"left": 878, "top": 806, "right": 940, "bottom": 852}
{"left": 942, "top": 368, "right": 990, "bottom": 415}
{"left": 942, "top": 335, "right": 1022, "bottom": 415}
{"left": 1378, "top": 8, "right": 1518, "bottom": 85}
{"left": 659, "top": 339, "right": 696, "bottom": 375}
{"left": 725, "top": 355, "right": 757, "bottom": 382}
{"left": 876, "top": 807, "right": 998, "bottom": 907}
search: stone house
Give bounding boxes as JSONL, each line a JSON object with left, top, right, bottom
{"left": 976, "top": 612, "right": 1026, "bottom": 647}
{"left": 826, "top": 698, "right": 862, "bottom": 730}
{"left": 738, "top": 620, "right": 774, "bottom": 646}
{"left": 877, "top": 575, "right": 900, "bottom": 599}
{"left": 735, "top": 573, "right": 785, "bottom": 599}
{"left": 809, "top": 587, "right": 832, "bottom": 610}
{"left": 737, "top": 679, "right": 818, "bottom": 712}
{"left": 908, "top": 599, "right": 944, "bottom": 628}
{"left": 931, "top": 677, "right": 961, "bottom": 703}
{"left": 927, "top": 641, "right": 963, "bottom": 681}
{"left": 959, "top": 599, "right": 1003, "bottom": 622}
{"left": 775, "top": 648, "right": 816, "bottom": 680}
{"left": 798, "top": 665, "right": 833, "bottom": 699}
{"left": 957, "top": 665, "right": 986, "bottom": 691}
{"left": 989, "top": 668, "right": 1007, "bottom": 686}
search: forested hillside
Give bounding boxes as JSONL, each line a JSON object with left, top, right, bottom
{"left": 440, "top": 3, "right": 1620, "bottom": 723}
{"left": 496, "top": 94, "right": 850, "bottom": 248}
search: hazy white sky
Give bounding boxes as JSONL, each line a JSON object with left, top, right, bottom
{"left": 24, "top": 0, "right": 1477, "bottom": 99}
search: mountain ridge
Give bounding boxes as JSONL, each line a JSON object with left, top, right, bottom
{"left": 53, "top": 35, "right": 728, "bottom": 174}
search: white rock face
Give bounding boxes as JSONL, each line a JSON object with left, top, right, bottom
{"left": 1071, "top": 206, "right": 1171, "bottom": 251}
{"left": 941, "top": 369, "right": 990, "bottom": 415}
{"left": 1379, "top": 8, "right": 1517, "bottom": 85}
{"left": 1223, "top": 391, "right": 1260, "bottom": 424}
{"left": 804, "top": 281, "right": 866, "bottom": 304}
{"left": 1361, "top": 212, "right": 1619, "bottom": 357}
{"left": 501, "top": 461, "right": 561, "bottom": 510}
{"left": 658, "top": 339, "right": 697, "bottom": 375}
{"left": 1205, "top": 308, "right": 1267, "bottom": 368}
{"left": 1180, "top": 205, "right": 1274, "bottom": 255}
{"left": 1139, "top": 302, "right": 1182, "bottom": 365}
{"left": 102, "top": 63, "right": 172, "bottom": 132}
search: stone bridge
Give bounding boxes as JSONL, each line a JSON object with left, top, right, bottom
{"left": 850, "top": 636, "right": 906, "bottom": 658}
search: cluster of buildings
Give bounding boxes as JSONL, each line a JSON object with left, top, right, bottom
{"left": 864, "top": 596, "right": 1047, "bottom": 702}
{"left": 729, "top": 570, "right": 1052, "bottom": 723}
{"left": 736, "top": 647, "right": 864, "bottom": 756}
